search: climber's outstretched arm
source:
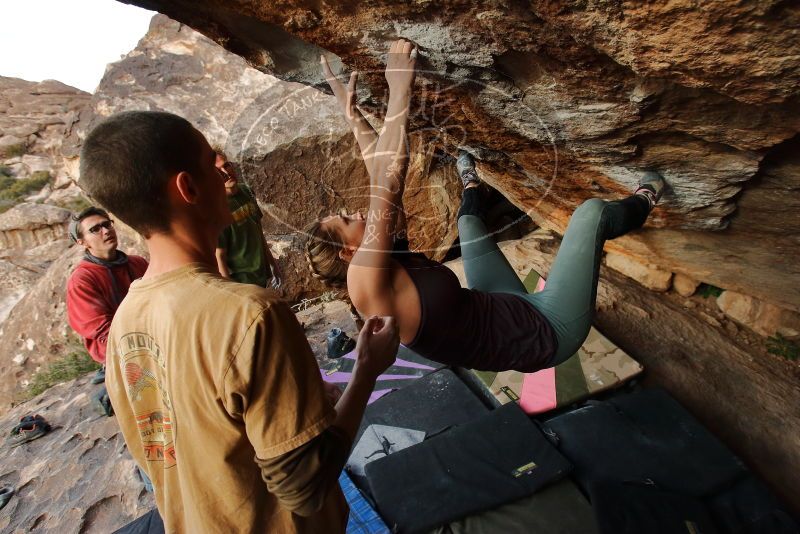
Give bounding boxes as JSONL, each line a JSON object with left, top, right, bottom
{"left": 321, "top": 55, "right": 379, "bottom": 177}
{"left": 321, "top": 54, "right": 408, "bottom": 235}
{"left": 348, "top": 39, "right": 415, "bottom": 309}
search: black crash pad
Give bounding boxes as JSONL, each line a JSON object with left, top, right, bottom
{"left": 366, "top": 403, "right": 571, "bottom": 533}
{"left": 113, "top": 509, "right": 164, "bottom": 534}
{"left": 544, "top": 388, "right": 747, "bottom": 497}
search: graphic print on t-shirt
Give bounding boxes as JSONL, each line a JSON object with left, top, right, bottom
{"left": 230, "top": 196, "right": 259, "bottom": 225}
{"left": 119, "top": 332, "right": 177, "bottom": 469}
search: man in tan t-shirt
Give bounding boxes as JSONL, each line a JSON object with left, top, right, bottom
{"left": 79, "top": 109, "right": 400, "bottom": 532}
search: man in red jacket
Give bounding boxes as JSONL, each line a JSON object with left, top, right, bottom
{"left": 66, "top": 206, "right": 148, "bottom": 383}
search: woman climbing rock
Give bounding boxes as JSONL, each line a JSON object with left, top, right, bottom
{"left": 305, "top": 40, "right": 666, "bottom": 372}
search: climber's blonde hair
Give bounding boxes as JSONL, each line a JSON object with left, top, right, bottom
{"left": 303, "top": 220, "right": 349, "bottom": 288}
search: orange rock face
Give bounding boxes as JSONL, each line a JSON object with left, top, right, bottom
{"left": 122, "top": 1, "right": 800, "bottom": 312}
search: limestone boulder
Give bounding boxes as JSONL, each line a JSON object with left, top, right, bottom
{"left": 0, "top": 261, "right": 37, "bottom": 326}
{"left": 0, "top": 246, "right": 83, "bottom": 410}
{"left": 0, "top": 236, "right": 75, "bottom": 327}
{"left": 717, "top": 291, "right": 800, "bottom": 339}
{"left": 19, "top": 155, "right": 52, "bottom": 175}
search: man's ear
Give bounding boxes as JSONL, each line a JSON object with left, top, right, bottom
{"left": 76, "top": 238, "right": 86, "bottom": 247}
{"left": 174, "top": 171, "right": 199, "bottom": 204}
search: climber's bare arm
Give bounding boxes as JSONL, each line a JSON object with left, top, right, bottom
{"left": 347, "top": 39, "right": 415, "bottom": 305}
{"left": 321, "top": 55, "right": 379, "bottom": 178}
{"left": 322, "top": 54, "right": 409, "bottom": 238}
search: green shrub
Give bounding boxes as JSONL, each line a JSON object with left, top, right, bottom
{"left": 0, "top": 199, "right": 15, "bottom": 214}
{"left": 0, "top": 165, "right": 13, "bottom": 177}
{"left": 0, "top": 171, "right": 51, "bottom": 201}
{"left": 767, "top": 334, "right": 799, "bottom": 362}
{"left": 0, "top": 175, "right": 14, "bottom": 190}
{"left": 19, "top": 347, "right": 101, "bottom": 402}
{"left": 52, "top": 194, "right": 92, "bottom": 214}
{"left": 698, "top": 283, "right": 724, "bottom": 299}
{"left": 0, "top": 142, "right": 27, "bottom": 158}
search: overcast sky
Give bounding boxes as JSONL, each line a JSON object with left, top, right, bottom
{"left": 0, "top": 0, "right": 155, "bottom": 93}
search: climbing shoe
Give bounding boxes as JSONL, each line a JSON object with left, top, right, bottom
{"left": 456, "top": 150, "right": 481, "bottom": 188}
{"left": 327, "top": 328, "right": 356, "bottom": 359}
{"left": 634, "top": 171, "right": 666, "bottom": 210}
{"left": 93, "top": 386, "right": 114, "bottom": 417}
{"left": 7, "top": 414, "right": 51, "bottom": 448}
{"left": 91, "top": 366, "right": 106, "bottom": 385}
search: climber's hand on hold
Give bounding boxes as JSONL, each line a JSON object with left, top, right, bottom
{"left": 385, "top": 39, "right": 416, "bottom": 96}
{"left": 321, "top": 55, "right": 358, "bottom": 123}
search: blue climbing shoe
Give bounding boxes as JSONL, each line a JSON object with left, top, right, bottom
{"left": 456, "top": 150, "right": 480, "bottom": 188}
{"left": 634, "top": 171, "right": 666, "bottom": 210}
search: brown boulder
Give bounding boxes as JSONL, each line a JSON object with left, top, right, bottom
{"left": 0, "top": 76, "right": 90, "bottom": 182}
{"left": 120, "top": 2, "right": 800, "bottom": 312}
{"left": 605, "top": 252, "right": 673, "bottom": 292}
{"left": 673, "top": 273, "right": 700, "bottom": 298}
{"left": 717, "top": 291, "right": 800, "bottom": 339}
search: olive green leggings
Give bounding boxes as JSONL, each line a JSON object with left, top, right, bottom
{"left": 458, "top": 193, "right": 650, "bottom": 366}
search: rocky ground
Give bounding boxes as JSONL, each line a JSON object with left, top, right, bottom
{"left": 0, "top": 374, "right": 155, "bottom": 533}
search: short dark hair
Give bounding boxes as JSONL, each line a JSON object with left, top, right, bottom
{"left": 79, "top": 111, "right": 202, "bottom": 237}
{"left": 68, "top": 206, "right": 109, "bottom": 242}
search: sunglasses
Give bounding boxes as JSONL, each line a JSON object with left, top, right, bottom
{"left": 87, "top": 220, "right": 115, "bottom": 234}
